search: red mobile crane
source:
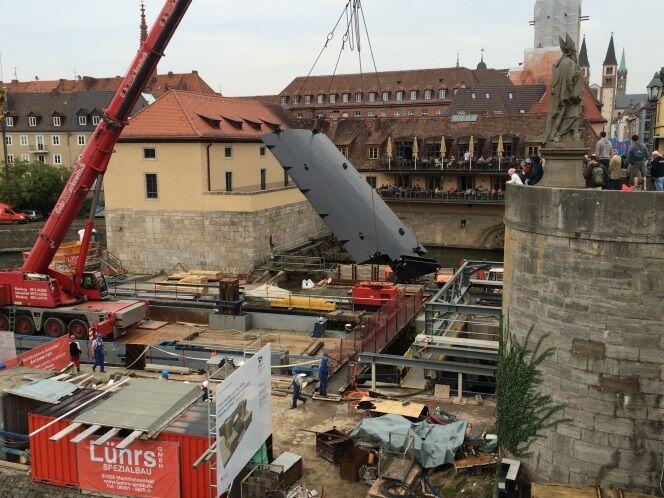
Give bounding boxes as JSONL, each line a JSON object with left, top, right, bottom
{"left": 0, "top": 0, "right": 193, "bottom": 339}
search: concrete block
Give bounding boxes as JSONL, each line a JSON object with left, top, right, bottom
{"left": 209, "top": 313, "right": 251, "bottom": 331}
{"left": 571, "top": 339, "right": 605, "bottom": 358}
{"left": 564, "top": 407, "right": 595, "bottom": 428}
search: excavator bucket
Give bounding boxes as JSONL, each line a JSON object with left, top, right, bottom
{"left": 262, "top": 129, "right": 440, "bottom": 281}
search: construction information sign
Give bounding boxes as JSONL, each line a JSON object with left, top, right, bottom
{"left": 77, "top": 439, "right": 180, "bottom": 498}
{"left": 216, "top": 343, "right": 272, "bottom": 494}
{"left": 3, "top": 335, "right": 70, "bottom": 371}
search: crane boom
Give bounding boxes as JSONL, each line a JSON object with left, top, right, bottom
{"left": 22, "top": 0, "right": 193, "bottom": 274}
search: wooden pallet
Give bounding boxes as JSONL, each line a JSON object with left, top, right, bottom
{"left": 368, "top": 463, "right": 420, "bottom": 497}
{"left": 312, "top": 394, "right": 342, "bottom": 402}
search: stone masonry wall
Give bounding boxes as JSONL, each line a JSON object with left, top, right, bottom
{"left": 105, "top": 201, "right": 327, "bottom": 274}
{"left": 503, "top": 185, "right": 664, "bottom": 493}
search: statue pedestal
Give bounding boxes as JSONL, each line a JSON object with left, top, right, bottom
{"left": 538, "top": 142, "right": 587, "bottom": 188}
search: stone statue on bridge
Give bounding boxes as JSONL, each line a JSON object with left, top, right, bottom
{"left": 543, "top": 34, "right": 585, "bottom": 144}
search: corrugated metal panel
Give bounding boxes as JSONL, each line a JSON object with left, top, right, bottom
{"left": 28, "top": 413, "right": 81, "bottom": 487}
{"left": 158, "top": 431, "right": 212, "bottom": 498}
{"left": 34, "top": 388, "right": 101, "bottom": 418}
{"left": 7, "top": 379, "right": 78, "bottom": 403}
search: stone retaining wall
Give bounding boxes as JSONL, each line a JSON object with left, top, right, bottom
{"left": 0, "top": 221, "right": 106, "bottom": 253}
{"left": 503, "top": 185, "right": 664, "bottom": 493}
{"left": 105, "top": 202, "right": 327, "bottom": 274}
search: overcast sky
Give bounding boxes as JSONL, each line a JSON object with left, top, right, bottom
{"left": 1, "top": 0, "right": 661, "bottom": 97}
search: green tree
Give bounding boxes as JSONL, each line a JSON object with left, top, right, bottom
{"left": 0, "top": 159, "right": 72, "bottom": 214}
{"left": 496, "top": 323, "right": 568, "bottom": 458}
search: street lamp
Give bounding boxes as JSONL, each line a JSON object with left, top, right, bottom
{"left": 646, "top": 71, "right": 663, "bottom": 152}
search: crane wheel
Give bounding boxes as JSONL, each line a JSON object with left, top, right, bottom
{"left": 15, "top": 314, "right": 36, "bottom": 335}
{"left": 68, "top": 319, "right": 89, "bottom": 340}
{"left": 43, "top": 317, "right": 66, "bottom": 338}
{"left": 0, "top": 314, "right": 8, "bottom": 332}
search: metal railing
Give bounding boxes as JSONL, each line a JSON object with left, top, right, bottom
{"left": 378, "top": 189, "right": 505, "bottom": 203}
{"left": 367, "top": 156, "right": 519, "bottom": 171}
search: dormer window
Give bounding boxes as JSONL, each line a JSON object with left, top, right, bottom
{"left": 293, "top": 95, "right": 300, "bottom": 105}
{"left": 281, "top": 96, "right": 288, "bottom": 105}
{"left": 304, "top": 95, "right": 312, "bottom": 105}
{"left": 485, "top": 93, "right": 490, "bottom": 99}
{"left": 342, "top": 93, "right": 350, "bottom": 103}
{"left": 79, "top": 115, "right": 87, "bottom": 126}
{"left": 471, "top": 93, "right": 476, "bottom": 99}
{"left": 5, "top": 117, "right": 14, "bottom": 127}
{"left": 382, "top": 91, "right": 389, "bottom": 102}
{"left": 92, "top": 115, "right": 101, "bottom": 125}
{"left": 424, "top": 89, "right": 433, "bottom": 100}
{"left": 368, "top": 92, "right": 376, "bottom": 102}
{"left": 53, "top": 116, "right": 62, "bottom": 126}
{"left": 508, "top": 92, "right": 514, "bottom": 100}
{"left": 439, "top": 89, "right": 447, "bottom": 99}
{"left": 317, "top": 94, "right": 324, "bottom": 104}
{"left": 329, "top": 94, "right": 337, "bottom": 104}
{"left": 29, "top": 116, "right": 37, "bottom": 127}
{"left": 396, "top": 91, "right": 404, "bottom": 101}
{"left": 410, "top": 90, "right": 417, "bottom": 100}
{"left": 355, "top": 92, "right": 362, "bottom": 103}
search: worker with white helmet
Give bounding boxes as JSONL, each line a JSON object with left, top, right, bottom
{"left": 291, "top": 373, "right": 307, "bottom": 409}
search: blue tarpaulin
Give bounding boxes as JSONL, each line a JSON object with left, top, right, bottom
{"left": 349, "top": 414, "right": 467, "bottom": 468}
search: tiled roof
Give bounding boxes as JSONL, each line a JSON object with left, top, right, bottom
{"left": 235, "top": 95, "right": 282, "bottom": 105}
{"left": 4, "top": 91, "right": 148, "bottom": 132}
{"left": 530, "top": 84, "right": 605, "bottom": 124}
{"left": 1, "top": 71, "right": 216, "bottom": 97}
{"left": 449, "top": 85, "right": 546, "bottom": 115}
{"left": 280, "top": 67, "right": 513, "bottom": 96}
{"left": 614, "top": 94, "right": 647, "bottom": 111}
{"left": 119, "top": 90, "right": 292, "bottom": 141}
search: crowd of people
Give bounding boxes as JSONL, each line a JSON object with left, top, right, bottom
{"left": 582, "top": 132, "right": 663, "bottom": 191}
{"left": 377, "top": 183, "right": 505, "bottom": 201}
{"left": 506, "top": 154, "right": 545, "bottom": 186}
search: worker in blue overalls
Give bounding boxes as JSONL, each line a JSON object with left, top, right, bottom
{"left": 291, "top": 373, "right": 307, "bottom": 409}
{"left": 318, "top": 353, "right": 329, "bottom": 397}
{"left": 92, "top": 333, "right": 105, "bottom": 373}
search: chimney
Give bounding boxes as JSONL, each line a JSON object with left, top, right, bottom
{"left": 168, "top": 71, "right": 174, "bottom": 77}
{"left": 192, "top": 70, "right": 198, "bottom": 75}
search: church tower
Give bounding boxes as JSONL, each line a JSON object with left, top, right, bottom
{"left": 617, "top": 48, "right": 627, "bottom": 96}
{"left": 140, "top": 0, "right": 148, "bottom": 48}
{"left": 600, "top": 33, "right": 618, "bottom": 130}
{"left": 578, "top": 35, "right": 590, "bottom": 83}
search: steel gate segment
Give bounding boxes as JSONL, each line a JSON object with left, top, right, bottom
{"left": 262, "top": 129, "right": 439, "bottom": 281}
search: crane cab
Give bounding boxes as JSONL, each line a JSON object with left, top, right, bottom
{"left": 80, "top": 271, "right": 108, "bottom": 301}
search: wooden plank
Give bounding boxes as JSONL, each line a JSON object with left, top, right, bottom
{"left": 368, "top": 463, "right": 420, "bottom": 497}
{"left": 312, "top": 394, "right": 342, "bottom": 402}
{"left": 531, "top": 483, "right": 599, "bottom": 498}
{"left": 433, "top": 384, "right": 451, "bottom": 399}
{"left": 70, "top": 424, "right": 102, "bottom": 443}
{"left": 367, "top": 399, "right": 426, "bottom": 419}
{"left": 454, "top": 454, "right": 496, "bottom": 472}
{"left": 136, "top": 320, "right": 168, "bottom": 330}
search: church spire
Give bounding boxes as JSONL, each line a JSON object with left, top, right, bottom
{"left": 603, "top": 33, "right": 617, "bottom": 66}
{"left": 618, "top": 47, "right": 627, "bottom": 75}
{"left": 456, "top": 51, "right": 460, "bottom": 68}
{"left": 140, "top": 0, "right": 148, "bottom": 48}
{"left": 578, "top": 36, "right": 590, "bottom": 68}
{"left": 476, "top": 48, "right": 487, "bottom": 70}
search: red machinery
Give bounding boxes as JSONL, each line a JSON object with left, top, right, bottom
{"left": 0, "top": 0, "right": 193, "bottom": 339}
{"left": 351, "top": 282, "right": 399, "bottom": 308}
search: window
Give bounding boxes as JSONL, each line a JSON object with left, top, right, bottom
{"left": 410, "top": 90, "right": 417, "bottom": 100}
{"left": 394, "top": 110, "right": 401, "bottom": 117}
{"left": 145, "top": 173, "right": 158, "bottom": 199}
{"left": 281, "top": 96, "right": 288, "bottom": 105}
{"left": 439, "top": 89, "right": 447, "bottom": 99}
{"left": 354, "top": 111, "right": 362, "bottom": 117}
{"left": 519, "top": 109, "right": 525, "bottom": 114}
{"left": 292, "top": 95, "right": 300, "bottom": 105}
{"left": 355, "top": 92, "right": 362, "bottom": 103}
{"left": 367, "top": 111, "right": 374, "bottom": 117}
{"left": 92, "top": 116, "right": 101, "bottom": 125}
{"left": 341, "top": 112, "right": 348, "bottom": 118}
{"left": 35, "top": 136, "right": 45, "bottom": 151}
{"left": 606, "top": 66, "right": 613, "bottom": 75}
{"left": 396, "top": 91, "right": 404, "bottom": 101}
{"left": 4, "top": 135, "right": 11, "bottom": 146}
{"left": 29, "top": 116, "right": 37, "bottom": 127}
{"left": 77, "top": 135, "right": 86, "bottom": 146}
{"left": 368, "top": 92, "right": 376, "bottom": 102}
{"left": 407, "top": 110, "right": 414, "bottom": 117}
{"left": 143, "top": 147, "right": 156, "bottom": 159}
{"left": 453, "top": 88, "right": 459, "bottom": 96}
{"left": 471, "top": 93, "right": 476, "bottom": 99}
{"left": 435, "top": 109, "right": 443, "bottom": 116}
{"left": 382, "top": 91, "right": 389, "bottom": 102}
{"left": 53, "top": 116, "right": 62, "bottom": 127}
{"left": 527, "top": 146, "right": 540, "bottom": 157}
{"left": 329, "top": 94, "right": 337, "bottom": 104}
{"left": 224, "top": 146, "right": 232, "bottom": 158}
{"left": 20, "top": 135, "right": 28, "bottom": 146}
{"left": 424, "top": 89, "right": 433, "bottom": 100}
{"left": 368, "top": 147, "right": 378, "bottom": 160}
{"left": 508, "top": 92, "right": 514, "bottom": 100}
{"left": 422, "top": 109, "right": 429, "bottom": 116}
{"left": 485, "top": 93, "right": 490, "bottom": 99}
{"left": 5, "top": 117, "right": 13, "bottom": 127}
{"left": 296, "top": 113, "right": 303, "bottom": 119}
{"left": 260, "top": 146, "right": 266, "bottom": 156}
{"left": 6, "top": 154, "right": 13, "bottom": 165}
{"left": 366, "top": 176, "right": 377, "bottom": 188}
{"left": 225, "top": 171, "right": 233, "bottom": 192}
{"left": 37, "top": 155, "right": 45, "bottom": 163}
{"left": 317, "top": 94, "right": 324, "bottom": 104}
{"left": 260, "top": 168, "right": 267, "bottom": 190}
{"left": 338, "top": 146, "right": 349, "bottom": 157}
{"left": 304, "top": 95, "right": 312, "bottom": 105}
{"left": 380, "top": 110, "right": 387, "bottom": 117}
{"left": 21, "top": 154, "right": 29, "bottom": 162}
{"left": 79, "top": 115, "right": 87, "bottom": 126}
{"left": 342, "top": 93, "right": 350, "bottom": 103}
{"left": 52, "top": 135, "right": 61, "bottom": 146}
{"left": 53, "top": 154, "right": 62, "bottom": 165}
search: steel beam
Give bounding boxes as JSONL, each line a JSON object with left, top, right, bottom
{"left": 357, "top": 352, "right": 496, "bottom": 376}
{"left": 411, "top": 344, "right": 498, "bottom": 361}
{"left": 426, "top": 302, "right": 501, "bottom": 317}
